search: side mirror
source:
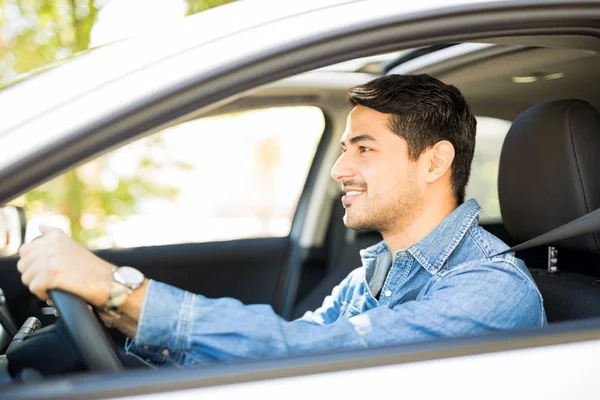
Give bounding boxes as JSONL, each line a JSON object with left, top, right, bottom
{"left": 0, "top": 206, "right": 26, "bottom": 256}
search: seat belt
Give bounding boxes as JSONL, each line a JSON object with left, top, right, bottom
{"left": 406, "top": 207, "right": 600, "bottom": 301}
{"left": 492, "top": 207, "right": 600, "bottom": 257}
{"left": 402, "top": 208, "right": 600, "bottom": 302}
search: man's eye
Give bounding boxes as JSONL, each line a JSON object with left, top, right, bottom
{"left": 359, "top": 146, "right": 371, "bottom": 153}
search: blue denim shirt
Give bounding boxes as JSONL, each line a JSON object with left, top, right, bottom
{"left": 126, "top": 199, "right": 547, "bottom": 367}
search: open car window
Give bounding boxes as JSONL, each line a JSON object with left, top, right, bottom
{"left": 466, "top": 116, "right": 512, "bottom": 223}
{"left": 8, "top": 106, "right": 325, "bottom": 250}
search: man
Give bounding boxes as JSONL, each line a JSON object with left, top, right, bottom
{"left": 17, "top": 74, "right": 546, "bottom": 367}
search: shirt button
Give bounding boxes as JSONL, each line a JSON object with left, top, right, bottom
{"left": 384, "top": 290, "right": 392, "bottom": 297}
{"left": 161, "top": 349, "right": 170, "bottom": 357}
{"left": 142, "top": 345, "right": 149, "bottom": 350}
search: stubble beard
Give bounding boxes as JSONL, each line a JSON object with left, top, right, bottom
{"left": 343, "top": 176, "right": 424, "bottom": 236}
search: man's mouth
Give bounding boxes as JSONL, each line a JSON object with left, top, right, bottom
{"left": 342, "top": 191, "right": 364, "bottom": 205}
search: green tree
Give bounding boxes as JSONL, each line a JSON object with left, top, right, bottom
{"left": 1, "top": 0, "right": 232, "bottom": 246}
{"left": 0, "top": 0, "right": 97, "bottom": 82}
{"left": 185, "top": 0, "right": 236, "bottom": 15}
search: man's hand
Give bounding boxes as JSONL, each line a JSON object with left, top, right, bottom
{"left": 17, "top": 224, "right": 114, "bottom": 307}
{"left": 99, "top": 312, "right": 138, "bottom": 338}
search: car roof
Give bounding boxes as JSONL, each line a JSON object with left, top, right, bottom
{"left": 0, "top": 0, "right": 559, "bottom": 205}
{"left": 0, "top": 0, "right": 357, "bottom": 133}
{"left": 0, "top": 0, "right": 502, "bottom": 136}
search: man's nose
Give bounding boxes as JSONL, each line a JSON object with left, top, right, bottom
{"left": 331, "top": 154, "right": 354, "bottom": 182}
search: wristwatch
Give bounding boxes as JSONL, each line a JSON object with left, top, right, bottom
{"left": 105, "top": 266, "right": 145, "bottom": 316}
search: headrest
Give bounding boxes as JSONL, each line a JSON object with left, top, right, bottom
{"left": 498, "top": 99, "right": 600, "bottom": 253}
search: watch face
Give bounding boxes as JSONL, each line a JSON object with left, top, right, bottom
{"left": 116, "top": 266, "right": 145, "bottom": 287}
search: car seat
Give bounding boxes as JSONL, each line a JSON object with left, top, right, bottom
{"left": 498, "top": 99, "right": 600, "bottom": 322}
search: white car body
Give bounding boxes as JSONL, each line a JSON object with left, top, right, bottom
{"left": 3, "top": 0, "right": 600, "bottom": 398}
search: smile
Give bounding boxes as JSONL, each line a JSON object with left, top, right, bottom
{"left": 342, "top": 191, "right": 364, "bottom": 205}
{"left": 346, "top": 191, "right": 363, "bottom": 197}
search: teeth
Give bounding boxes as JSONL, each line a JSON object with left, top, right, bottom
{"left": 346, "top": 191, "right": 362, "bottom": 196}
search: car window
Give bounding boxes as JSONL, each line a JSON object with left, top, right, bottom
{"left": 465, "top": 116, "right": 512, "bottom": 223}
{"left": 10, "top": 106, "right": 325, "bottom": 249}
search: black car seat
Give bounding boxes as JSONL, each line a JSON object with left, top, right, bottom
{"left": 498, "top": 99, "right": 600, "bottom": 322}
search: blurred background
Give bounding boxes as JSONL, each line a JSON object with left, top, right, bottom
{"left": 0, "top": 0, "right": 509, "bottom": 252}
{"left": 0, "top": 0, "right": 237, "bottom": 82}
{"left": 0, "top": 0, "right": 326, "bottom": 250}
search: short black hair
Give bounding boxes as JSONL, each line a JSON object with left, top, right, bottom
{"left": 346, "top": 74, "right": 476, "bottom": 204}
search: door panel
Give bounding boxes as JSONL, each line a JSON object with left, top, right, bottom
{"left": 0, "top": 237, "right": 290, "bottom": 328}
{"left": 96, "top": 237, "right": 290, "bottom": 306}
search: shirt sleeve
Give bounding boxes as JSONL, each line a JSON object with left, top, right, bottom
{"left": 126, "top": 260, "right": 544, "bottom": 367}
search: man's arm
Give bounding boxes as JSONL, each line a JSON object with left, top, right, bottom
{"left": 98, "top": 279, "right": 148, "bottom": 337}
{"left": 126, "top": 260, "right": 544, "bottom": 366}
{"left": 17, "top": 226, "right": 545, "bottom": 367}
{"left": 17, "top": 225, "right": 147, "bottom": 338}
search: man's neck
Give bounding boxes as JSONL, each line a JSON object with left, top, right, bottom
{"left": 382, "top": 198, "right": 457, "bottom": 255}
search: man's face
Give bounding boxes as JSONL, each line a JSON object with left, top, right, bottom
{"left": 331, "top": 105, "right": 425, "bottom": 235}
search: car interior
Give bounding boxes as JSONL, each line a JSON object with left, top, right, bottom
{"left": 2, "top": 32, "right": 600, "bottom": 382}
{"left": 291, "top": 36, "right": 600, "bottom": 323}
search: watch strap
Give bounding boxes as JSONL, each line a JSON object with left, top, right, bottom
{"left": 106, "top": 280, "right": 132, "bottom": 312}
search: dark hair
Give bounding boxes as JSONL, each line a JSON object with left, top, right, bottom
{"left": 346, "top": 74, "right": 476, "bottom": 204}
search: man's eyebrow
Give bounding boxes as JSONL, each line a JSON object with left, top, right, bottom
{"left": 341, "top": 134, "right": 377, "bottom": 147}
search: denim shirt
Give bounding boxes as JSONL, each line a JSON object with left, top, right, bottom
{"left": 126, "top": 199, "right": 547, "bottom": 367}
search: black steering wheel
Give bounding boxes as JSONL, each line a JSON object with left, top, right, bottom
{"left": 49, "top": 290, "right": 123, "bottom": 372}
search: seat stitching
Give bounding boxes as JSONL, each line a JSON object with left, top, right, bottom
{"left": 566, "top": 102, "right": 600, "bottom": 250}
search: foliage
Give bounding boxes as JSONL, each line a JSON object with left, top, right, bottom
{"left": 185, "top": 0, "right": 237, "bottom": 15}
{"left": 1, "top": 0, "right": 233, "bottom": 245}
{"left": 0, "top": 0, "right": 97, "bottom": 82}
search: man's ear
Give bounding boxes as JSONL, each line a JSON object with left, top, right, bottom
{"left": 424, "top": 141, "right": 455, "bottom": 183}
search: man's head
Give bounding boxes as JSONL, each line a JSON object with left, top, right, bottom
{"left": 331, "top": 74, "right": 476, "bottom": 235}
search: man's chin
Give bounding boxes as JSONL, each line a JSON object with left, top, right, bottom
{"left": 342, "top": 214, "right": 354, "bottom": 229}
{"left": 343, "top": 214, "right": 372, "bottom": 231}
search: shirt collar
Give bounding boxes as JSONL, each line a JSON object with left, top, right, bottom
{"left": 360, "top": 199, "right": 481, "bottom": 275}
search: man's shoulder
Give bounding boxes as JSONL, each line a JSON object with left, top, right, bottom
{"left": 443, "top": 223, "right": 534, "bottom": 280}
{"left": 440, "top": 222, "right": 542, "bottom": 290}
{"left": 464, "top": 223, "right": 513, "bottom": 258}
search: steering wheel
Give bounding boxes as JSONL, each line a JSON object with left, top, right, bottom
{"left": 49, "top": 290, "right": 123, "bottom": 372}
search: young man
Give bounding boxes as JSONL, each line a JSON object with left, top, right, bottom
{"left": 17, "top": 74, "right": 546, "bottom": 367}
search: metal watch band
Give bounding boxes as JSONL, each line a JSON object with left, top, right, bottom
{"left": 105, "top": 280, "right": 132, "bottom": 312}
{"left": 104, "top": 266, "right": 145, "bottom": 317}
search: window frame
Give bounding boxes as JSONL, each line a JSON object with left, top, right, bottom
{"left": 8, "top": 105, "right": 328, "bottom": 252}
